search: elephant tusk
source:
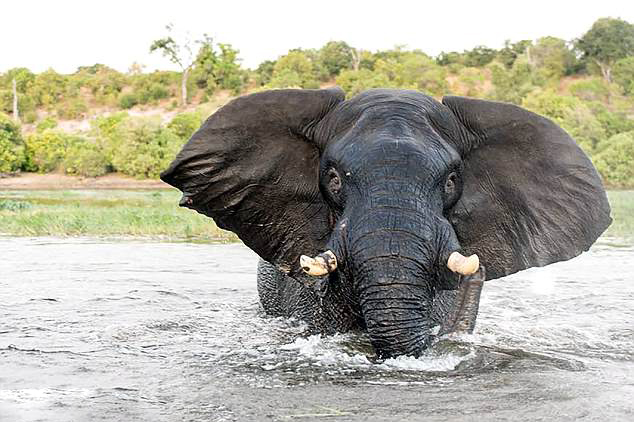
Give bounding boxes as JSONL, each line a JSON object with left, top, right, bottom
{"left": 300, "top": 250, "right": 338, "bottom": 276}
{"left": 447, "top": 251, "right": 480, "bottom": 276}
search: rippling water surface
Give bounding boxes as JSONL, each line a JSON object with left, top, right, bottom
{"left": 1, "top": 237, "right": 633, "bottom": 421}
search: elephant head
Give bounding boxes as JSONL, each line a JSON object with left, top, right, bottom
{"left": 160, "top": 88, "right": 611, "bottom": 358}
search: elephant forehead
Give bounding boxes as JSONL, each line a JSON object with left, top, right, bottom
{"left": 321, "top": 89, "right": 445, "bottom": 133}
{"left": 328, "top": 123, "right": 458, "bottom": 173}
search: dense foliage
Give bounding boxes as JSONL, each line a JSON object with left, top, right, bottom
{"left": 0, "top": 113, "right": 26, "bottom": 172}
{"left": 1, "top": 17, "right": 633, "bottom": 187}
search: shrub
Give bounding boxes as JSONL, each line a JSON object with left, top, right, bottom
{"left": 450, "top": 67, "right": 485, "bottom": 97}
{"left": 91, "top": 112, "right": 128, "bottom": 167}
{"left": 62, "top": 138, "right": 109, "bottom": 177}
{"left": 594, "top": 131, "right": 634, "bottom": 188}
{"left": 25, "top": 130, "right": 77, "bottom": 172}
{"left": 568, "top": 77, "right": 614, "bottom": 103}
{"left": 167, "top": 112, "right": 202, "bottom": 140}
{"left": 22, "top": 110, "right": 37, "bottom": 124}
{"left": 30, "top": 69, "right": 72, "bottom": 108}
{"left": 36, "top": 117, "right": 58, "bottom": 131}
{"left": 268, "top": 51, "right": 320, "bottom": 89}
{"left": 522, "top": 90, "right": 605, "bottom": 153}
{"left": 0, "top": 113, "right": 25, "bottom": 172}
{"left": 118, "top": 93, "right": 139, "bottom": 109}
{"left": 57, "top": 98, "right": 88, "bottom": 120}
{"left": 336, "top": 69, "right": 392, "bottom": 97}
{"left": 613, "top": 57, "right": 634, "bottom": 94}
{"left": 135, "top": 83, "right": 170, "bottom": 104}
{"left": 588, "top": 102, "right": 634, "bottom": 138}
{"left": 488, "top": 59, "right": 534, "bottom": 104}
{"left": 111, "top": 117, "right": 184, "bottom": 178}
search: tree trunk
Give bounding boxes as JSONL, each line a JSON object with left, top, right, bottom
{"left": 526, "top": 46, "right": 534, "bottom": 68}
{"left": 181, "top": 67, "right": 191, "bottom": 106}
{"left": 12, "top": 78, "right": 19, "bottom": 122}
{"left": 351, "top": 49, "right": 361, "bottom": 71}
{"left": 596, "top": 60, "right": 612, "bottom": 83}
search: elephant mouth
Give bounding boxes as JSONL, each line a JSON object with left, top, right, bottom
{"left": 299, "top": 249, "right": 480, "bottom": 278}
{"left": 298, "top": 248, "right": 484, "bottom": 358}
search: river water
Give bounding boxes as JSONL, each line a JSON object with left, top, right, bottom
{"left": 0, "top": 236, "right": 632, "bottom": 421}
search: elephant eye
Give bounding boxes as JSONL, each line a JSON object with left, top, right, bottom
{"left": 327, "top": 168, "right": 342, "bottom": 195}
{"left": 445, "top": 172, "right": 457, "bottom": 196}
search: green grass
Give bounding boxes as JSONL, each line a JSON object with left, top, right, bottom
{"left": 0, "top": 190, "right": 237, "bottom": 242}
{"left": 0, "top": 190, "right": 632, "bottom": 241}
{"left": 605, "top": 191, "right": 634, "bottom": 239}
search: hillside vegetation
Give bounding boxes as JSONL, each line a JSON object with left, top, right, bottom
{"left": 1, "top": 17, "right": 633, "bottom": 187}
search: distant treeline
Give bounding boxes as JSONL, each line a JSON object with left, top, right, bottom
{"left": 1, "top": 17, "right": 633, "bottom": 186}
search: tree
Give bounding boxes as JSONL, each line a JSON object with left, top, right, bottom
{"left": 319, "top": 41, "right": 354, "bottom": 77}
{"left": 463, "top": 45, "right": 497, "bottom": 67}
{"left": 268, "top": 50, "right": 319, "bottom": 89}
{"left": 436, "top": 51, "right": 463, "bottom": 66}
{"left": 255, "top": 60, "right": 276, "bottom": 86}
{"left": 150, "top": 25, "right": 212, "bottom": 106}
{"left": 612, "top": 56, "right": 634, "bottom": 94}
{"left": 12, "top": 79, "right": 18, "bottom": 121}
{"left": 528, "top": 37, "right": 576, "bottom": 83}
{"left": 496, "top": 40, "right": 532, "bottom": 68}
{"left": 593, "top": 131, "right": 634, "bottom": 187}
{"left": 487, "top": 58, "right": 534, "bottom": 104}
{"left": 0, "top": 112, "right": 25, "bottom": 172}
{"left": 575, "top": 17, "right": 634, "bottom": 82}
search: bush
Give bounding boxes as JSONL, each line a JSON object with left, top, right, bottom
{"left": 268, "top": 51, "right": 320, "bottom": 89}
{"left": 91, "top": 112, "right": 128, "bottom": 167}
{"left": 0, "top": 113, "right": 25, "bottom": 172}
{"left": 135, "top": 83, "right": 170, "bottom": 104}
{"left": 613, "top": 57, "right": 634, "bottom": 94}
{"left": 336, "top": 69, "right": 392, "bottom": 97}
{"left": 488, "top": 59, "right": 534, "bottom": 104}
{"left": 118, "top": 93, "right": 139, "bottom": 109}
{"left": 594, "top": 131, "right": 634, "bottom": 187}
{"left": 588, "top": 102, "right": 634, "bottom": 138}
{"left": 111, "top": 118, "right": 185, "bottom": 178}
{"left": 255, "top": 60, "right": 276, "bottom": 86}
{"left": 167, "top": 112, "right": 202, "bottom": 140}
{"left": 450, "top": 67, "right": 485, "bottom": 97}
{"left": 25, "top": 130, "right": 76, "bottom": 172}
{"left": 522, "top": 90, "right": 605, "bottom": 153}
{"left": 568, "top": 78, "right": 614, "bottom": 103}
{"left": 36, "top": 117, "right": 58, "bottom": 131}
{"left": 57, "top": 98, "right": 88, "bottom": 120}
{"left": 62, "top": 138, "right": 109, "bottom": 177}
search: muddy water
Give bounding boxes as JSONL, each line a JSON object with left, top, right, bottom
{"left": 1, "top": 237, "right": 633, "bottom": 421}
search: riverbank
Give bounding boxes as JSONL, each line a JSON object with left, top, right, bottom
{"left": 0, "top": 173, "right": 168, "bottom": 190}
{"left": 0, "top": 189, "right": 632, "bottom": 240}
{"left": 0, "top": 190, "right": 236, "bottom": 242}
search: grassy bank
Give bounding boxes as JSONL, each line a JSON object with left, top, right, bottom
{"left": 0, "top": 190, "right": 237, "bottom": 242}
{"left": 605, "top": 191, "right": 634, "bottom": 238}
{"left": 0, "top": 190, "right": 632, "bottom": 241}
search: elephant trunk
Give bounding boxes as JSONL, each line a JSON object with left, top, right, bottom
{"left": 346, "top": 204, "right": 450, "bottom": 358}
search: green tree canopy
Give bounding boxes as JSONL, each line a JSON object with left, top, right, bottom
{"left": 575, "top": 17, "right": 634, "bottom": 82}
{"left": 319, "top": 41, "right": 354, "bottom": 77}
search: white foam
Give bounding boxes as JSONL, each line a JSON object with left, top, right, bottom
{"left": 379, "top": 351, "right": 474, "bottom": 371}
{"left": 280, "top": 334, "right": 474, "bottom": 371}
{"left": 280, "top": 335, "right": 371, "bottom": 366}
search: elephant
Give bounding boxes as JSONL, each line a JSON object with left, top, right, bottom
{"left": 160, "top": 87, "right": 611, "bottom": 359}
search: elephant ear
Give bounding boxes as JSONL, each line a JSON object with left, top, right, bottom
{"left": 160, "top": 88, "right": 345, "bottom": 276}
{"left": 442, "top": 96, "right": 611, "bottom": 281}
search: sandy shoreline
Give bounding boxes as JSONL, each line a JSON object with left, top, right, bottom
{"left": 0, "top": 173, "right": 171, "bottom": 190}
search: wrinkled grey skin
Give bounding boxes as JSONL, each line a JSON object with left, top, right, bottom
{"left": 256, "top": 259, "right": 481, "bottom": 338}
{"left": 160, "top": 88, "right": 611, "bottom": 359}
